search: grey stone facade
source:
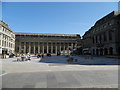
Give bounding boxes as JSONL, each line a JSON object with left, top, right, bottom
{"left": 82, "top": 11, "right": 120, "bottom": 56}
{"left": 15, "top": 33, "right": 81, "bottom": 55}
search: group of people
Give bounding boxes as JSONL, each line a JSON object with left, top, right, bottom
{"left": 37, "top": 52, "right": 61, "bottom": 58}
{"left": 17, "top": 53, "right": 31, "bottom": 61}
{"left": 37, "top": 53, "right": 44, "bottom": 58}
{"left": 37, "top": 53, "right": 52, "bottom": 58}
{"left": 16, "top": 52, "right": 62, "bottom": 61}
{"left": 57, "top": 52, "right": 61, "bottom": 56}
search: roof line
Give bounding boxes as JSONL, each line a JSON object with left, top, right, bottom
{"left": 14, "top": 32, "right": 80, "bottom": 35}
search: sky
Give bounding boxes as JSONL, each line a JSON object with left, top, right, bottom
{"left": 2, "top": 2, "right": 118, "bottom": 36}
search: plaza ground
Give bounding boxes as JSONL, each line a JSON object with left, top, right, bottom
{"left": 0, "top": 55, "right": 119, "bottom": 88}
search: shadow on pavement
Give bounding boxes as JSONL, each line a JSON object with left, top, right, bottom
{"left": 39, "top": 55, "right": 120, "bottom": 65}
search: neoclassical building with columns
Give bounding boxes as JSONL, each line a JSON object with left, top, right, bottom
{"left": 15, "top": 33, "right": 81, "bottom": 55}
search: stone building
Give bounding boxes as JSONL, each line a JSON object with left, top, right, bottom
{"left": 82, "top": 11, "right": 120, "bottom": 56}
{"left": 15, "top": 33, "right": 81, "bottom": 55}
{"left": 0, "top": 21, "right": 15, "bottom": 57}
{"left": 82, "top": 29, "right": 92, "bottom": 54}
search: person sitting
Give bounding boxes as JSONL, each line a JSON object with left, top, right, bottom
{"left": 41, "top": 53, "right": 44, "bottom": 58}
{"left": 46, "top": 53, "right": 50, "bottom": 57}
{"left": 37, "top": 54, "right": 41, "bottom": 58}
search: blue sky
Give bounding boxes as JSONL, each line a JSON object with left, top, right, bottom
{"left": 2, "top": 2, "right": 118, "bottom": 36}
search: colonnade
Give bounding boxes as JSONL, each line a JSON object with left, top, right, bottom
{"left": 18, "top": 42, "right": 77, "bottom": 55}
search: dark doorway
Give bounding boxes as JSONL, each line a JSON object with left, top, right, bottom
{"left": 2, "top": 49, "right": 7, "bottom": 54}
{"left": 96, "top": 49, "right": 99, "bottom": 56}
{"left": 104, "top": 48, "right": 108, "bottom": 55}
{"left": 118, "top": 47, "right": 120, "bottom": 55}
{"left": 109, "top": 47, "right": 113, "bottom": 55}
{"left": 93, "top": 49, "right": 95, "bottom": 55}
{"left": 100, "top": 49, "right": 103, "bottom": 56}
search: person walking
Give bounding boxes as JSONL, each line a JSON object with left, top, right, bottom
{"left": 21, "top": 54, "right": 25, "bottom": 61}
{"left": 27, "top": 54, "right": 31, "bottom": 61}
{"left": 41, "top": 53, "right": 44, "bottom": 58}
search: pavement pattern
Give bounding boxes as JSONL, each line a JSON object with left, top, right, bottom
{"left": 1, "top": 55, "right": 119, "bottom": 88}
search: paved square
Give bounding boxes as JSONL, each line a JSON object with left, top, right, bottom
{"left": 1, "top": 55, "right": 119, "bottom": 88}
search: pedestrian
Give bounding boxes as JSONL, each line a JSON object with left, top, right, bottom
{"left": 28, "top": 55, "right": 31, "bottom": 60}
{"left": 21, "top": 54, "right": 25, "bottom": 61}
{"left": 41, "top": 53, "right": 44, "bottom": 58}
{"left": 27, "top": 53, "right": 31, "bottom": 61}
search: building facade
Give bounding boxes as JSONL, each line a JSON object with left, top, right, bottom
{"left": 82, "top": 11, "right": 120, "bottom": 56}
{"left": 15, "top": 33, "right": 81, "bottom": 55}
{"left": 0, "top": 21, "right": 15, "bottom": 57}
{"left": 82, "top": 29, "right": 92, "bottom": 54}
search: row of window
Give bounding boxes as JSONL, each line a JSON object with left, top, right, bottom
{"left": 0, "top": 40, "right": 14, "bottom": 48}
{"left": 93, "top": 30, "right": 113, "bottom": 44}
{"left": 0, "top": 34, "right": 14, "bottom": 43}
{"left": 92, "top": 47, "right": 113, "bottom": 55}
{"left": 0, "top": 25, "right": 15, "bottom": 38}
{"left": 92, "top": 21, "right": 113, "bottom": 33}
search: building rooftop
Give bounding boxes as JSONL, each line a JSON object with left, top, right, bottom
{"left": 95, "top": 11, "right": 120, "bottom": 26}
{"left": 15, "top": 32, "right": 80, "bottom": 37}
{"left": 0, "top": 20, "right": 13, "bottom": 32}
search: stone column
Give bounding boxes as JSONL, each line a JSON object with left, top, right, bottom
{"left": 47, "top": 42, "right": 49, "bottom": 53}
{"left": 43, "top": 42, "right": 44, "bottom": 54}
{"left": 55, "top": 43, "right": 57, "bottom": 54}
{"left": 67, "top": 43, "right": 69, "bottom": 54}
{"left": 72, "top": 43, "right": 73, "bottom": 50}
{"left": 24, "top": 42, "right": 26, "bottom": 54}
{"left": 103, "top": 48, "right": 105, "bottom": 55}
{"left": 75, "top": 43, "right": 77, "bottom": 49}
{"left": 34, "top": 42, "right": 35, "bottom": 54}
{"left": 29, "top": 42, "right": 31, "bottom": 54}
{"left": 60, "top": 42, "right": 61, "bottom": 53}
{"left": 51, "top": 42, "right": 53, "bottom": 54}
{"left": 113, "top": 47, "right": 117, "bottom": 55}
{"left": 38, "top": 42, "right": 40, "bottom": 53}
{"left": 63, "top": 43, "right": 65, "bottom": 55}
{"left": 39, "top": 42, "right": 41, "bottom": 53}
{"left": 19, "top": 42, "right": 21, "bottom": 54}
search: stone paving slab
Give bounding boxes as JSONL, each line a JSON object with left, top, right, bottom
{"left": 1, "top": 55, "right": 119, "bottom": 88}
{"left": 2, "top": 70, "right": 118, "bottom": 88}
{"left": 39, "top": 55, "right": 119, "bottom": 65}
{"left": 2, "top": 55, "right": 119, "bottom": 73}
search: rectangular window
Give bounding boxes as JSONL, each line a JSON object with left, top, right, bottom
{"left": 93, "top": 37, "right": 94, "bottom": 44}
{"left": 96, "top": 36, "right": 97, "bottom": 43}
{"left": 99, "top": 35, "right": 102, "bottom": 43}
{"left": 103, "top": 32, "right": 107, "bottom": 41}
{"left": 109, "top": 31, "right": 112, "bottom": 40}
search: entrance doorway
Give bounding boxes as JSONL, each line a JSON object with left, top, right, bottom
{"left": 104, "top": 48, "right": 108, "bottom": 55}
{"left": 109, "top": 47, "right": 113, "bottom": 55}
